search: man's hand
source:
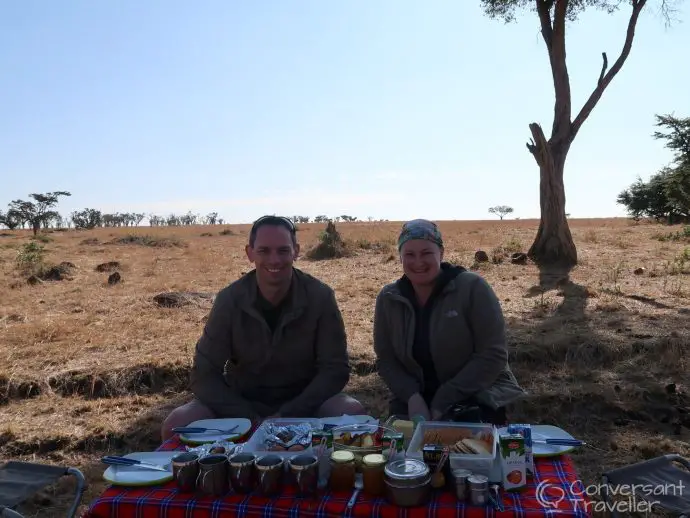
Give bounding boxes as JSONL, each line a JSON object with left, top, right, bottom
{"left": 407, "top": 393, "right": 431, "bottom": 421}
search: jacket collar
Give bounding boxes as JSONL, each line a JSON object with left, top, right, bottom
{"left": 237, "top": 267, "right": 309, "bottom": 313}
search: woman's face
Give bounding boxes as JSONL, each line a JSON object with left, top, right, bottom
{"left": 400, "top": 239, "right": 443, "bottom": 286}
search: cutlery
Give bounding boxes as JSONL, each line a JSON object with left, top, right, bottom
{"left": 172, "top": 425, "right": 239, "bottom": 435}
{"left": 533, "top": 438, "right": 584, "bottom": 447}
{"left": 347, "top": 476, "right": 363, "bottom": 509}
{"left": 101, "top": 456, "right": 171, "bottom": 473}
{"left": 490, "top": 484, "right": 505, "bottom": 512}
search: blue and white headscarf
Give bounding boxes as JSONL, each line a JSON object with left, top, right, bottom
{"left": 397, "top": 219, "right": 444, "bottom": 251}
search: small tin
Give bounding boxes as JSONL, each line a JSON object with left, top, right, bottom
{"left": 422, "top": 444, "right": 444, "bottom": 468}
{"left": 467, "top": 474, "right": 489, "bottom": 506}
{"left": 452, "top": 468, "right": 472, "bottom": 501}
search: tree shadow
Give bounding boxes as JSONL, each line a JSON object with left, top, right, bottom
{"left": 508, "top": 262, "right": 689, "bottom": 492}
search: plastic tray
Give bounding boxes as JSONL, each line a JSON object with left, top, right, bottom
{"left": 240, "top": 418, "right": 323, "bottom": 461}
{"left": 406, "top": 421, "right": 497, "bottom": 478}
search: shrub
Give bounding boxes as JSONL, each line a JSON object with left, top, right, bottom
{"left": 306, "top": 221, "right": 349, "bottom": 260}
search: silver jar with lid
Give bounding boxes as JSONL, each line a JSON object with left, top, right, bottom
{"left": 467, "top": 474, "right": 489, "bottom": 506}
{"left": 452, "top": 468, "right": 472, "bottom": 501}
{"left": 383, "top": 458, "right": 431, "bottom": 507}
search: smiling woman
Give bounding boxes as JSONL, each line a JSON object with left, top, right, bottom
{"left": 372, "top": 219, "right": 526, "bottom": 425}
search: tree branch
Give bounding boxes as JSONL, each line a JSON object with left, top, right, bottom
{"left": 526, "top": 122, "right": 550, "bottom": 168}
{"left": 536, "top": 0, "right": 555, "bottom": 48}
{"left": 548, "top": 0, "right": 573, "bottom": 145}
{"left": 597, "top": 52, "right": 608, "bottom": 86}
{"left": 571, "top": 0, "right": 647, "bottom": 138}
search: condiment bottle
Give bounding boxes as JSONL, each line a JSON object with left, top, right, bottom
{"left": 329, "top": 450, "right": 356, "bottom": 492}
{"left": 361, "top": 453, "right": 386, "bottom": 496}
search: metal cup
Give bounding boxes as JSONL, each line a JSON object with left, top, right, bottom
{"left": 288, "top": 454, "right": 319, "bottom": 497}
{"left": 254, "top": 454, "right": 284, "bottom": 496}
{"left": 228, "top": 452, "right": 256, "bottom": 494}
{"left": 171, "top": 452, "right": 199, "bottom": 492}
{"left": 196, "top": 454, "right": 229, "bottom": 497}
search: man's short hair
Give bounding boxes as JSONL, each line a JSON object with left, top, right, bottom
{"left": 249, "top": 215, "right": 297, "bottom": 247}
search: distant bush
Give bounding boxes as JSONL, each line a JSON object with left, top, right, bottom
{"left": 111, "top": 234, "right": 185, "bottom": 248}
{"left": 306, "top": 221, "right": 349, "bottom": 260}
{"left": 653, "top": 225, "right": 690, "bottom": 243}
{"left": 16, "top": 242, "right": 46, "bottom": 274}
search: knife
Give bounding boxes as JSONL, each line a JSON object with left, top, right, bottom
{"left": 101, "top": 456, "right": 171, "bottom": 473}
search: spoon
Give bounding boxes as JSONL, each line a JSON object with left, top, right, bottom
{"left": 347, "top": 474, "right": 363, "bottom": 509}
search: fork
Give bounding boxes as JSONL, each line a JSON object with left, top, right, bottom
{"left": 172, "top": 425, "right": 240, "bottom": 435}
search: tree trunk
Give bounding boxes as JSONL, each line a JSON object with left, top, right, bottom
{"left": 526, "top": 123, "right": 577, "bottom": 267}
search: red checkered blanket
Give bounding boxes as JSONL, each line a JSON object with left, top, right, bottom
{"left": 84, "top": 435, "right": 592, "bottom": 517}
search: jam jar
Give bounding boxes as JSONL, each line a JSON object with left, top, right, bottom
{"left": 329, "top": 450, "right": 356, "bottom": 492}
{"left": 361, "top": 453, "right": 387, "bottom": 496}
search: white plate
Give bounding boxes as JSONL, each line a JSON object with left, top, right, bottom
{"left": 103, "top": 451, "right": 176, "bottom": 486}
{"left": 179, "top": 417, "right": 252, "bottom": 445}
{"left": 497, "top": 424, "right": 577, "bottom": 457}
{"left": 319, "top": 415, "right": 378, "bottom": 430}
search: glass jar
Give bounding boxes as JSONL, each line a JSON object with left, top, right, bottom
{"left": 361, "top": 453, "right": 386, "bottom": 496}
{"left": 329, "top": 450, "right": 356, "bottom": 492}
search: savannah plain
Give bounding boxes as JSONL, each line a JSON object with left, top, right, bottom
{"left": 1, "top": 218, "right": 689, "bottom": 516}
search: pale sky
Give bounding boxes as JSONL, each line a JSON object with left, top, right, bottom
{"left": 1, "top": 1, "right": 688, "bottom": 223}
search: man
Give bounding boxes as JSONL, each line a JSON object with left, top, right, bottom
{"left": 161, "top": 215, "right": 365, "bottom": 441}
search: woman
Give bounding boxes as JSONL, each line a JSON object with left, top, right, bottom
{"left": 373, "top": 219, "right": 525, "bottom": 425}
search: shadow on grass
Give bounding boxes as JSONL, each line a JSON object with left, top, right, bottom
{"left": 508, "top": 263, "right": 689, "bottom": 491}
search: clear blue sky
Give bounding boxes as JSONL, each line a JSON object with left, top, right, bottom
{"left": 2, "top": 1, "right": 688, "bottom": 223}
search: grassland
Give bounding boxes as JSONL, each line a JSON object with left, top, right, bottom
{"left": 0, "top": 218, "right": 688, "bottom": 516}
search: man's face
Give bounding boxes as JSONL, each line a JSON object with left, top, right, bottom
{"left": 246, "top": 224, "right": 299, "bottom": 287}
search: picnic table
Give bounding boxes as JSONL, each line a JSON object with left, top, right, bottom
{"left": 84, "top": 433, "right": 592, "bottom": 518}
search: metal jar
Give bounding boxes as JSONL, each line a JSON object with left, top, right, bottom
{"left": 468, "top": 474, "right": 490, "bottom": 506}
{"left": 452, "top": 468, "right": 472, "bottom": 501}
{"left": 383, "top": 458, "right": 431, "bottom": 507}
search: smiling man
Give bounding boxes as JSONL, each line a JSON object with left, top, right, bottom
{"left": 161, "top": 215, "right": 364, "bottom": 441}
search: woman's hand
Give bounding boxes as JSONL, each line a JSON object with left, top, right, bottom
{"left": 407, "top": 393, "right": 431, "bottom": 421}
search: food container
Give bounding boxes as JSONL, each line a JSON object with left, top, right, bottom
{"left": 468, "top": 474, "right": 489, "bottom": 506}
{"left": 383, "top": 458, "right": 431, "bottom": 507}
{"left": 242, "top": 418, "right": 322, "bottom": 461}
{"left": 329, "top": 450, "right": 356, "bottom": 491}
{"left": 406, "top": 421, "right": 497, "bottom": 478}
{"left": 331, "top": 423, "right": 398, "bottom": 470}
{"left": 361, "top": 453, "right": 387, "bottom": 496}
{"left": 452, "top": 468, "right": 472, "bottom": 501}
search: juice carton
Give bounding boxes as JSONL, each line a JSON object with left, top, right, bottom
{"left": 499, "top": 433, "right": 527, "bottom": 492}
{"left": 507, "top": 424, "right": 534, "bottom": 476}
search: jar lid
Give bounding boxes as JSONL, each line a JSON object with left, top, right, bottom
{"left": 330, "top": 450, "right": 355, "bottom": 463}
{"left": 467, "top": 474, "right": 489, "bottom": 488}
{"left": 362, "top": 453, "right": 386, "bottom": 467}
{"left": 384, "top": 458, "right": 430, "bottom": 480}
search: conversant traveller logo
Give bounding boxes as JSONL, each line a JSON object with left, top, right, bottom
{"left": 535, "top": 479, "right": 686, "bottom": 514}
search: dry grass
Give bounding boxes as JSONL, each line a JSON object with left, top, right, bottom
{"left": 1, "top": 218, "right": 689, "bottom": 516}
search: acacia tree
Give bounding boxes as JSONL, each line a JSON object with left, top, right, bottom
{"left": 481, "top": 0, "right": 679, "bottom": 267}
{"left": 489, "top": 205, "right": 515, "bottom": 219}
{"left": 8, "top": 191, "right": 71, "bottom": 235}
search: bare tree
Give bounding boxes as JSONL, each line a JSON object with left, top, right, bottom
{"left": 480, "top": 0, "right": 679, "bottom": 267}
